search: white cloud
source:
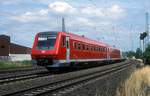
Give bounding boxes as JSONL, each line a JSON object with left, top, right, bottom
{"left": 11, "top": 1, "right": 77, "bottom": 22}
{"left": 81, "top": 6, "right": 105, "bottom": 17}
{"left": 109, "top": 5, "right": 123, "bottom": 14}
{"left": 106, "top": 4, "right": 126, "bottom": 19}
{"left": 80, "top": 4, "right": 125, "bottom": 20}
{"left": 12, "top": 10, "right": 49, "bottom": 22}
{"left": 39, "top": 9, "right": 49, "bottom": 16}
{"left": 0, "top": 0, "right": 22, "bottom": 5}
{"left": 48, "top": 1, "right": 76, "bottom": 14}
{"left": 67, "top": 17, "right": 95, "bottom": 28}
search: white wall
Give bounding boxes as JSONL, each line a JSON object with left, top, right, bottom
{"left": 9, "top": 54, "right": 31, "bottom": 61}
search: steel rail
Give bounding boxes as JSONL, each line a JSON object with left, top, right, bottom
{"left": 3, "top": 61, "right": 132, "bottom": 96}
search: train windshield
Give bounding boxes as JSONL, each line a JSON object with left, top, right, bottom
{"left": 36, "top": 33, "right": 57, "bottom": 50}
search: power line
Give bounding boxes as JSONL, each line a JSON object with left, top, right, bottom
{"left": 88, "top": 0, "right": 98, "bottom": 8}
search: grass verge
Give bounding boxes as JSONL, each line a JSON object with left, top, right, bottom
{"left": 0, "top": 60, "right": 32, "bottom": 69}
{"left": 117, "top": 66, "right": 150, "bottom": 96}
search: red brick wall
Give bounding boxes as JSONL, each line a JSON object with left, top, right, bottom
{"left": 10, "top": 43, "right": 31, "bottom": 54}
{"left": 0, "top": 35, "right": 10, "bottom": 56}
{"left": 0, "top": 35, "right": 31, "bottom": 56}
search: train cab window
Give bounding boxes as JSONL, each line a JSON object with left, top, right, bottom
{"left": 36, "top": 33, "right": 57, "bottom": 50}
{"left": 62, "top": 36, "right": 66, "bottom": 47}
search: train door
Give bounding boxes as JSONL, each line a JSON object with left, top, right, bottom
{"left": 66, "top": 36, "right": 70, "bottom": 63}
{"left": 107, "top": 48, "right": 110, "bottom": 60}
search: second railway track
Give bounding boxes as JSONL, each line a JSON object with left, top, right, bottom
{"left": 0, "top": 71, "right": 50, "bottom": 85}
{"left": 1, "top": 60, "right": 134, "bottom": 96}
{"left": 0, "top": 66, "right": 47, "bottom": 80}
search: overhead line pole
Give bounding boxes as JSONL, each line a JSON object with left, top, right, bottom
{"left": 62, "top": 17, "right": 66, "bottom": 32}
{"left": 146, "top": 12, "right": 149, "bottom": 46}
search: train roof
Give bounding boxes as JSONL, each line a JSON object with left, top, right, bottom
{"left": 60, "top": 31, "right": 110, "bottom": 47}
{"left": 37, "top": 31, "right": 119, "bottom": 50}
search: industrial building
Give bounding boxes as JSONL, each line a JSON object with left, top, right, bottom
{"left": 0, "top": 35, "right": 31, "bottom": 61}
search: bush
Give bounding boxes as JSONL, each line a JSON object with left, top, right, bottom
{"left": 0, "top": 60, "right": 32, "bottom": 69}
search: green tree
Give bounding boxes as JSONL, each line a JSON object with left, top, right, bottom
{"left": 143, "top": 44, "right": 150, "bottom": 63}
{"left": 126, "top": 51, "right": 136, "bottom": 58}
{"left": 135, "top": 48, "right": 143, "bottom": 59}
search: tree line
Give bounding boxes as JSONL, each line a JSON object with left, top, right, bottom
{"left": 125, "top": 45, "right": 150, "bottom": 64}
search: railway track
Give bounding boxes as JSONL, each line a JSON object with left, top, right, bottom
{"left": 0, "top": 71, "right": 50, "bottom": 85}
{"left": 1, "top": 60, "right": 133, "bottom": 96}
{"left": 0, "top": 66, "right": 41, "bottom": 73}
{"left": 0, "top": 66, "right": 47, "bottom": 80}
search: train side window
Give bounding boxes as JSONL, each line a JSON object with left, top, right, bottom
{"left": 78, "top": 43, "right": 81, "bottom": 50}
{"left": 98, "top": 47, "right": 100, "bottom": 52}
{"left": 85, "top": 45, "right": 88, "bottom": 50}
{"left": 73, "top": 42, "right": 76, "bottom": 49}
{"left": 62, "top": 36, "right": 66, "bottom": 47}
{"left": 90, "top": 46, "right": 92, "bottom": 51}
{"left": 100, "top": 47, "right": 102, "bottom": 52}
{"left": 102, "top": 47, "right": 104, "bottom": 51}
{"left": 82, "top": 44, "right": 85, "bottom": 50}
{"left": 96, "top": 47, "right": 98, "bottom": 51}
{"left": 75, "top": 42, "right": 78, "bottom": 49}
{"left": 95, "top": 46, "right": 97, "bottom": 51}
{"left": 104, "top": 48, "right": 106, "bottom": 52}
{"left": 94, "top": 46, "right": 96, "bottom": 51}
{"left": 91, "top": 46, "right": 94, "bottom": 51}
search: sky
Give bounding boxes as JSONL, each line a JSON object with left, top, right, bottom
{"left": 0, "top": 0, "right": 150, "bottom": 51}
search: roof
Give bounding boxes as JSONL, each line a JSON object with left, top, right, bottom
{"left": 0, "top": 34, "right": 9, "bottom": 36}
{"left": 37, "top": 31, "right": 119, "bottom": 50}
{"left": 60, "top": 31, "right": 109, "bottom": 47}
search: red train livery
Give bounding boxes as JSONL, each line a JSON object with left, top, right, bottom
{"left": 31, "top": 31, "right": 121, "bottom": 69}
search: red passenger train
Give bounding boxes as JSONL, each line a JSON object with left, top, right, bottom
{"left": 31, "top": 31, "right": 121, "bottom": 70}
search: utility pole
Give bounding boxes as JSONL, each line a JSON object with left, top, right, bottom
{"left": 145, "top": 12, "right": 149, "bottom": 47}
{"left": 62, "top": 17, "right": 66, "bottom": 32}
{"left": 130, "top": 25, "right": 134, "bottom": 51}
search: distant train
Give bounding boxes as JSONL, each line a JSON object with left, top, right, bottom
{"left": 31, "top": 31, "right": 121, "bottom": 70}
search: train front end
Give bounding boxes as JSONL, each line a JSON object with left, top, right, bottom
{"left": 31, "top": 32, "right": 59, "bottom": 67}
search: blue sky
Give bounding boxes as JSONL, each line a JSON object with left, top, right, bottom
{"left": 0, "top": 0, "right": 150, "bottom": 51}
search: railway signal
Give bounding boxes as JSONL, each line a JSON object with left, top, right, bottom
{"left": 140, "top": 32, "right": 147, "bottom": 52}
{"left": 140, "top": 32, "right": 147, "bottom": 40}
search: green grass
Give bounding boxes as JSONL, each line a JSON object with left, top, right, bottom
{"left": 0, "top": 60, "right": 32, "bottom": 69}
